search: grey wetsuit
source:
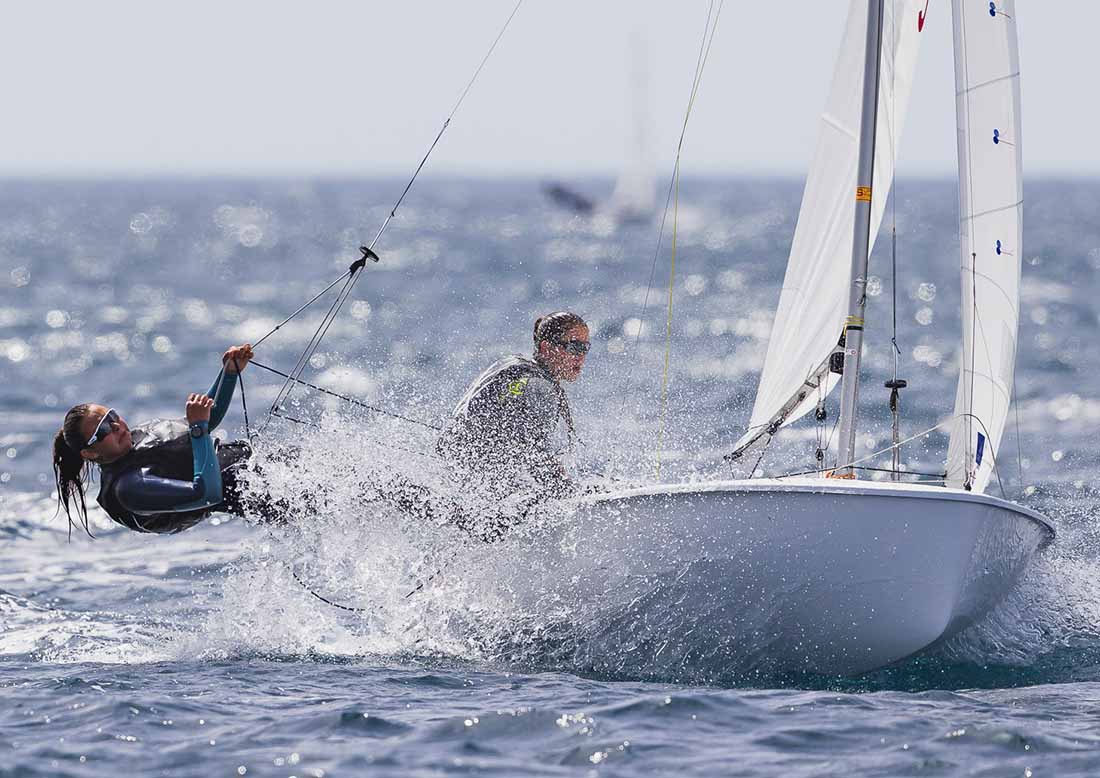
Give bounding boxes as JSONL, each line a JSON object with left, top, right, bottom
{"left": 436, "top": 355, "right": 575, "bottom": 497}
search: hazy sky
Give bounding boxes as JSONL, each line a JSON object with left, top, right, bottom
{"left": 0, "top": 1, "right": 1088, "bottom": 177}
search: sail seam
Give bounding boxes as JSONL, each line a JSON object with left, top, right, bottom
{"left": 954, "top": 266, "right": 1020, "bottom": 320}
{"left": 957, "top": 368, "right": 1011, "bottom": 404}
{"left": 821, "top": 112, "right": 859, "bottom": 142}
{"left": 959, "top": 198, "right": 1023, "bottom": 223}
{"left": 956, "top": 71, "right": 1019, "bottom": 97}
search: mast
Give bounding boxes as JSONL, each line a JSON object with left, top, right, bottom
{"left": 834, "top": 0, "right": 886, "bottom": 476}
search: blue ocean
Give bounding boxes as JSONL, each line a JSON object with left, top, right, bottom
{"left": 2, "top": 178, "right": 1099, "bottom": 776}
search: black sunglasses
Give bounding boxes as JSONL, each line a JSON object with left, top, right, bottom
{"left": 85, "top": 409, "right": 120, "bottom": 448}
{"left": 558, "top": 339, "right": 591, "bottom": 355}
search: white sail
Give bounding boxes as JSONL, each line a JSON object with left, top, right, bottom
{"left": 734, "top": 0, "right": 926, "bottom": 453}
{"left": 607, "top": 27, "right": 656, "bottom": 222}
{"left": 945, "top": 0, "right": 1023, "bottom": 493}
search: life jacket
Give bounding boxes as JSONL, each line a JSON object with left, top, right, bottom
{"left": 436, "top": 355, "right": 574, "bottom": 493}
{"left": 96, "top": 419, "right": 249, "bottom": 533}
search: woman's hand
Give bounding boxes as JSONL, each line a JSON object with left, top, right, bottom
{"left": 185, "top": 393, "right": 214, "bottom": 424}
{"left": 222, "top": 343, "right": 254, "bottom": 374}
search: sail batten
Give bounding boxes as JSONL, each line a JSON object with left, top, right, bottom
{"left": 734, "top": 0, "right": 926, "bottom": 453}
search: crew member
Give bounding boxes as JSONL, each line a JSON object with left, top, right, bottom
{"left": 436, "top": 311, "right": 590, "bottom": 499}
{"left": 52, "top": 344, "right": 255, "bottom": 535}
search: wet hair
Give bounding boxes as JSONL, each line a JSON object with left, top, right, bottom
{"left": 533, "top": 311, "right": 587, "bottom": 349}
{"left": 53, "top": 404, "right": 96, "bottom": 538}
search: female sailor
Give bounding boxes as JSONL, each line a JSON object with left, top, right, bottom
{"left": 436, "top": 310, "right": 590, "bottom": 499}
{"left": 52, "top": 344, "right": 256, "bottom": 535}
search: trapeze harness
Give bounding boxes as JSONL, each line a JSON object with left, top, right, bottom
{"left": 96, "top": 369, "right": 252, "bottom": 534}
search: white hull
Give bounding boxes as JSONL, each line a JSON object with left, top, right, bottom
{"left": 500, "top": 479, "right": 1053, "bottom": 678}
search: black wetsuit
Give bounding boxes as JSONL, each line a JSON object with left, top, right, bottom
{"left": 436, "top": 355, "right": 575, "bottom": 498}
{"left": 96, "top": 370, "right": 252, "bottom": 534}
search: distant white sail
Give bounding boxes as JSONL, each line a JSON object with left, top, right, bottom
{"left": 734, "top": 0, "right": 926, "bottom": 453}
{"left": 608, "top": 27, "right": 656, "bottom": 222}
{"left": 945, "top": 0, "right": 1023, "bottom": 493}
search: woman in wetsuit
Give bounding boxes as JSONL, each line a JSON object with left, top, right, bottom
{"left": 52, "top": 344, "right": 256, "bottom": 535}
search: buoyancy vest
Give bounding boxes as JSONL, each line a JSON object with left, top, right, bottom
{"left": 436, "top": 356, "right": 574, "bottom": 492}
{"left": 96, "top": 419, "right": 248, "bottom": 533}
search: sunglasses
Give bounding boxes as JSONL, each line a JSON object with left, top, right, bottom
{"left": 85, "top": 409, "right": 120, "bottom": 448}
{"left": 558, "top": 339, "right": 591, "bottom": 355}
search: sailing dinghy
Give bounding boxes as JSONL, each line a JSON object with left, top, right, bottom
{"left": 512, "top": 0, "right": 1053, "bottom": 677}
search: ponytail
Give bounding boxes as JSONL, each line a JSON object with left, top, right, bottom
{"left": 53, "top": 404, "right": 95, "bottom": 538}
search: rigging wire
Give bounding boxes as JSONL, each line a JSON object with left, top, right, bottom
{"left": 252, "top": 270, "right": 352, "bottom": 349}
{"left": 655, "top": 164, "right": 680, "bottom": 478}
{"left": 885, "top": 0, "right": 907, "bottom": 482}
{"left": 256, "top": 0, "right": 527, "bottom": 426}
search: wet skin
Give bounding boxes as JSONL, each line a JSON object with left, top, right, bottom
{"left": 78, "top": 404, "right": 133, "bottom": 465}
{"left": 537, "top": 323, "right": 589, "bottom": 382}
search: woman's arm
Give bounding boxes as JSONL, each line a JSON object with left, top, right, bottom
{"left": 205, "top": 370, "right": 237, "bottom": 431}
{"left": 204, "top": 343, "right": 253, "bottom": 430}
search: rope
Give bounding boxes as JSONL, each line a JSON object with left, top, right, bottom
{"left": 266, "top": 407, "right": 437, "bottom": 461}
{"left": 266, "top": 270, "right": 362, "bottom": 426}
{"left": 250, "top": 0, "right": 526, "bottom": 426}
{"left": 771, "top": 413, "right": 1008, "bottom": 499}
{"left": 252, "top": 270, "right": 352, "bottom": 348}
{"left": 235, "top": 359, "right": 255, "bottom": 444}
{"left": 366, "top": 0, "right": 526, "bottom": 255}
{"left": 777, "top": 464, "right": 946, "bottom": 481}
{"left": 651, "top": 0, "right": 725, "bottom": 478}
{"left": 655, "top": 166, "right": 679, "bottom": 478}
{"left": 251, "top": 359, "right": 442, "bottom": 431}
{"left": 615, "top": 0, "right": 720, "bottom": 432}
{"left": 291, "top": 568, "right": 373, "bottom": 613}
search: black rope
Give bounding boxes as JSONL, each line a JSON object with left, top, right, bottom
{"left": 234, "top": 358, "right": 255, "bottom": 444}
{"left": 252, "top": 270, "right": 352, "bottom": 348}
{"left": 267, "top": 269, "right": 362, "bottom": 424}
{"left": 266, "top": 406, "right": 437, "bottom": 462}
{"left": 363, "top": 0, "right": 526, "bottom": 256}
{"left": 252, "top": 359, "right": 442, "bottom": 431}
{"left": 286, "top": 549, "right": 462, "bottom": 614}
{"left": 291, "top": 569, "right": 373, "bottom": 613}
{"left": 246, "top": 1, "right": 526, "bottom": 429}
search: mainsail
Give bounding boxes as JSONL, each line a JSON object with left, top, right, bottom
{"left": 945, "top": 0, "right": 1024, "bottom": 492}
{"left": 733, "top": 0, "right": 925, "bottom": 455}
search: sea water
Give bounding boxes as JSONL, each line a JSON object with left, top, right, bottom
{"left": 2, "top": 178, "right": 1099, "bottom": 776}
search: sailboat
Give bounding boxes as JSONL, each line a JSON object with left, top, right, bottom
{"left": 543, "top": 27, "right": 656, "bottom": 223}
{"left": 506, "top": 0, "right": 1054, "bottom": 677}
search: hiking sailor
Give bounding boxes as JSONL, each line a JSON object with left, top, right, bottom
{"left": 52, "top": 344, "right": 256, "bottom": 535}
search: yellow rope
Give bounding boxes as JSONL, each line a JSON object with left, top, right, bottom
{"left": 651, "top": 0, "right": 723, "bottom": 479}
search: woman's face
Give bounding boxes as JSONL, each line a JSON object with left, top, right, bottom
{"left": 539, "top": 323, "right": 590, "bottom": 382}
{"left": 79, "top": 404, "right": 133, "bottom": 463}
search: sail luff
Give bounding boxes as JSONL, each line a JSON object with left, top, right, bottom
{"left": 945, "top": 0, "right": 1024, "bottom": 493}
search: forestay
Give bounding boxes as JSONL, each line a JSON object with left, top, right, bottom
{"left": 733, "top": 0, "right": 926, "bottom": 454}
{"left": 945, "top": 0, "right": 1023, "bottom": 492}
